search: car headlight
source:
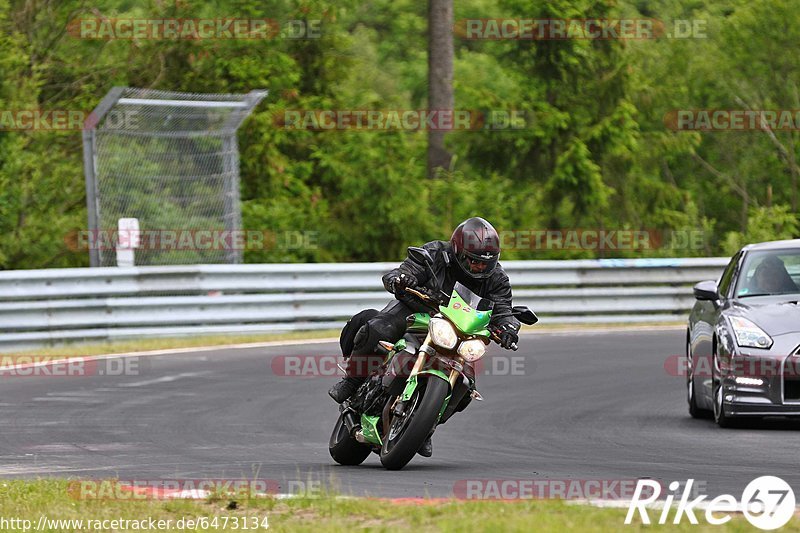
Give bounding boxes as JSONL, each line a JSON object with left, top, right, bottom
{"left": 458, "top": 339, "right": 486, "bottom": 362}
{"left": 429, "top": 318, "right": 458, "bottom": 350}
{"left": 729, "top": 316, "right": 773, "bottom": 349}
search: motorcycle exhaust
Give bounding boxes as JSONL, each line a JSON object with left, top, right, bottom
{"left": 341, "top": 408, "right": 359, "bottom": 432}
{"left": 354, "top": 430, "right": 369, "bottom": 444}
{"left": 340, "top": 408, "right": 369, "bottom": 443}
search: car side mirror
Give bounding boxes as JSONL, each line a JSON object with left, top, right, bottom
{"left": 407, "top": 246, "right": 433, "bottom": 266}
{"left": 693, "top": 280, "right": 720, "bottom": 301}
{"left": 512, "top": 306, "right": 539, "bottom": 325}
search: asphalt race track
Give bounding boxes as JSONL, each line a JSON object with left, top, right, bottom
{"left": 3, "top": 328, "right": 800, "bottom": 499}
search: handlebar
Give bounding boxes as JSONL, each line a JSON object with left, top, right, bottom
{"left": 401, "top": 286, "right": 432, "bottom": 302}
{"left": 490, "top": 330, "right": 518, "bottom": 351}
{"left": 400, "top": 286, "right": 446, "bottom": 311}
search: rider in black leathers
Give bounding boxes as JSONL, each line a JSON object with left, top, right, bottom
{"left": 328, "top": 217, "right": 521, "bottom": 456}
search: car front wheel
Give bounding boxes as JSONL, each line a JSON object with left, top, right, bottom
{"left": 687, "top": 341, "right": 711, "bottom": 419}
{"left": 712, "top": 353, "right": 736, "bottom": 428}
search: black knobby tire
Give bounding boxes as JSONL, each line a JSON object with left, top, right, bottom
{"left": 380, "top": 378, "right": 450, "bottom": 470}
{"left": 329, "top": 413, "right": 371, "bottom": 465}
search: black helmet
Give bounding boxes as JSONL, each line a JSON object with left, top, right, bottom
{"left": 450, "top": 217, "right": 500, "bottom": 279}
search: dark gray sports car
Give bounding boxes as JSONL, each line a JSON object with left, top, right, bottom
{"left": 687, "top": 239, "right": 800, "bottom": 426}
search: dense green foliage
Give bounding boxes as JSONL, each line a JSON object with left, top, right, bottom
{"left": 0, "top": 0, "right": 797, "bottom": 268}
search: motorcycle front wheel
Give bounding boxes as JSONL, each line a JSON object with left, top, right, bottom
{"left": 379, "top": 377, "right": 449, "bottom": 470}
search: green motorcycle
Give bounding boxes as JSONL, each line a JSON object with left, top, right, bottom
{"left": 329, "top": 247, "right": 538, "bottom": 470}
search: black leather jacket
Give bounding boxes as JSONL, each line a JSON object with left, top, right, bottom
{"left": 381, "top": 240, "right": 520, "bottom": 332}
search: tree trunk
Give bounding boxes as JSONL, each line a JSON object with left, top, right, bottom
{"left": 741, "top": 188, "right": 749, "bottom": 232}
{"left": 427, "top": 0, "right": 453, "bottom": 178}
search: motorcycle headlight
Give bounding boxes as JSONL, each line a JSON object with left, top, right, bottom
{"left": 429, "top": 318, "right": 458, "bottom": 350}
{"left": 458, "top": 339, "right": 486, "bottom": 362}
{"left": 729, "top": 316, "right": 773, "bottom": 349}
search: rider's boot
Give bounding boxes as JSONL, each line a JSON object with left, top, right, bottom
{"left": 328, "top": 377, "right": 364, "bottom": 403}
{"left": 417, "top": 433, "right": 433, "bottom": 457}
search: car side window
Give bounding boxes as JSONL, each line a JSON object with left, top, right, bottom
{"left": 717, "top": 252, "right": 741, "bottom": 298}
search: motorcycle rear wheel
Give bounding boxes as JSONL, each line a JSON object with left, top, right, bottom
{"left": 329, "top": 413, "right": 371, "bottom": 466}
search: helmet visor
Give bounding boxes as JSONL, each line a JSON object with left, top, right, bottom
{"left": 458, "top": 250, "right": 499, "bottom": 279}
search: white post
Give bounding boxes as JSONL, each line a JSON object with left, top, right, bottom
{"left": 116, "top": 218, "right": 140, "bottom": 267}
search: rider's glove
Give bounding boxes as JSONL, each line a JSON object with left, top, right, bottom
{"left": 497, "top": 323, "right": 519, "bottom": 350}
{"left": 389, "top": 272, "right": 418, "bottom": 295}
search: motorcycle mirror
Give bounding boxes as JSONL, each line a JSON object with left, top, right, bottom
{"left": 407, "top": 246, "right": 442, "bottom": 291}
{"left": 512, "top": 306, "right": 538, "bottom": 325}
{"left": 407, "top": 246, "right": 433, "bottom": 265}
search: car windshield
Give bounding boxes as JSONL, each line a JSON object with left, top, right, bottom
{"left": 735, "top": 249, "right": 800, "bottom": 298}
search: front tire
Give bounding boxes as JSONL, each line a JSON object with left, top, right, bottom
{"left": 687, "top": 341, "right": 711, "bottom": 419}
{"left": 380, "top": 378, "right": 450, "bottom": 470}
{"left": 712, "top": 354, "right": 737, "bottom": 428}
{"left": 329, "top": 413, "right": 371, "bottom": 465}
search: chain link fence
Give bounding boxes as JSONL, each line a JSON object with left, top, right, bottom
{"left": 82, "top": 87, "right": 266, "bottom": 267}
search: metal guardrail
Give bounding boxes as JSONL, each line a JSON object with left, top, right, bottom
{"left": 0, "top": 258, "right": 729, "bottom": 350}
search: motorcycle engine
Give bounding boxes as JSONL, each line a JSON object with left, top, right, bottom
{"left": 352, "top": 375, "right": 389, "bottom": 416}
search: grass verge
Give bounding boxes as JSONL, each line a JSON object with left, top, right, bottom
{"left": 0, "top": 479, "right": 787, "bottom": 532}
